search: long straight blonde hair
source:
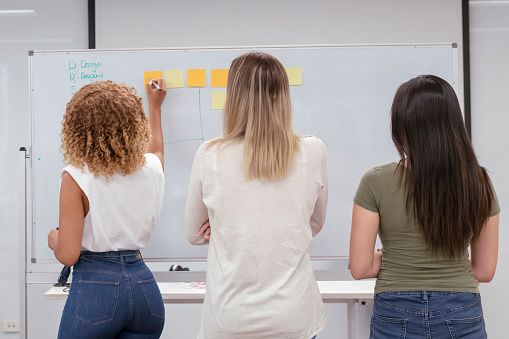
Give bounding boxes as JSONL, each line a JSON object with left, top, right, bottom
{"left": 211, "top": 52, "right": 299, "bottom": 180}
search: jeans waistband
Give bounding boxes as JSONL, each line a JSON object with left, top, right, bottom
{"left": 80, "top": 250, "right": 141, "bottom": 259}
{"left": 377, "top": 291, "right": 480, "bottom": 297}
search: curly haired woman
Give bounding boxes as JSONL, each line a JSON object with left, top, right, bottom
{"left": 47, "top": 80, "right": 167, "bottom": 339}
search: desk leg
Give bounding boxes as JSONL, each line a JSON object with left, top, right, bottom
{"left": 347, "top": 300, "right": 356, "bottom": 339}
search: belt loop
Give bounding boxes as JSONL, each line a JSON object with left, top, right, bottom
{"left": 422, "top": 291, "right": 428, "bottom": 301}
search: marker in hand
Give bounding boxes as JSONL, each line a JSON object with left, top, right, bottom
{"left": 150, "top": 80, "right": 162, "bottom": 92}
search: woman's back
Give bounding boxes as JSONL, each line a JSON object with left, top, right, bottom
{"left": 64, "top": 153, "right": 164, "bottom": 252}
{"left": 355, "top": 162, "right": 499, "bottom": 294}
{"left": 186, "top": 136, "right": 327, "bottom": 339}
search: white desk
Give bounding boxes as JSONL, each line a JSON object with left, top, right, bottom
{"left": 45, "top": 280, "right": 375, "bottom": 339}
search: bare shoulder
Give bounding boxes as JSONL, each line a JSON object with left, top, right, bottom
{"left": 61, "top": 171, "right": 80, "bottom": 190}
{"left": 60, "top": 171, "right": 86, "bottom": 206}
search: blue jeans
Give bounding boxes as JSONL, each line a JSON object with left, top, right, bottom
{"left": 58, "top": 250, "right": 165, "bottom": 339}
{"left": 371, "top": 291, "right": 486, "bottom": 339}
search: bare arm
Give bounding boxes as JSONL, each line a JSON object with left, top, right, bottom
{"left": 146, "top": 79, "right": 167, "bottom": 167}
{"left": 470, "top": 214, "right": 499, "bottom": 282}
{"left": 48, "top": 173, "right": 86, "bottom": 266}
{"left": 349, "top": 204, "right": 381, "bottom": 279}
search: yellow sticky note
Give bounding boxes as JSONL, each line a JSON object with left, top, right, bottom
{"left": 164, "top": 69, "right": 184, "bottom": 88}
{"left": 285, "top": 67, "right": 303, "bottom": 86}
{"left": 187, "top": 69, "right": 206, "bottom": 87}
{"left": 144, "top": 70, "right": 163, "bottom": 85}
{"left": 211, "top": 69, "right": 228, "bottom": 88}
{"left": 211, "top": 91, "right": 226, "bottom": 110}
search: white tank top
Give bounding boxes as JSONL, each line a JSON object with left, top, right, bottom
{"left": 62, "top": 153, "right": 165, "bottom": 252}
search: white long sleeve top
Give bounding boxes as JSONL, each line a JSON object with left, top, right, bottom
{"left": 185, "top": 135, "right": 328, "bottom": 339}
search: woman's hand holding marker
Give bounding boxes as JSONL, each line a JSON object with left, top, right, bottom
{"left": 150, "top": 80, "right": 162, "bottom": 91}
{"left": 146, "top": 79, "right": 166, "bottom": 108}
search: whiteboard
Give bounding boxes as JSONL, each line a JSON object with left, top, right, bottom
{"left": 29, "top": 44, "right": 458, "bottom": 262}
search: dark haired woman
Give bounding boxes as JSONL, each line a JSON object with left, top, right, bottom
{"left": 349, "top": 75, "right": 499, "bottom": 338}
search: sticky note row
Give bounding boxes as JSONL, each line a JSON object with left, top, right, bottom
{"left": 145, "top": 67, "right": 303, "bottom": 88}
{"left": 144, "top": 69, "right": 186, "bottom": 88}
{"left": 143, "top": 69, "right": 229, "bottom": 88}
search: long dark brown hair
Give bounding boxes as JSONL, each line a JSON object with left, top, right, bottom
{"left": 391, "top": 75, "right": 493, "bottom": 258}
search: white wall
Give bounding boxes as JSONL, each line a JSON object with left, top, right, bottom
{"left": 0, "top": 1, "right": 87, "bottom": 338}
{"left": 96, "top": 0, "right": 464, "bottom": 103}
{"left": 470, "top": 1, "right": 509, "bottom": 337}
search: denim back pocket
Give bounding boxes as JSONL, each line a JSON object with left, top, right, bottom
{"left": 370, "top": 314, "right": 407, "bottom": 339}
{"left": 138, "top": 279, "right": 165, "bottom": 319}
{"left": 76, "top": 280, "right": 120, "bottom": 325}
{"left": 446, "top": 315, "right": 487, "bottom": 339}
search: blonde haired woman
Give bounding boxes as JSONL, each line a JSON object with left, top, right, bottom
{"left": 185, "top": 52, "right": 327, "bottom": 339}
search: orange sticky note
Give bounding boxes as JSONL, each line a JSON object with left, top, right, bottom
{"left": 211, "top": 91, "right": 226, "bottom": 110}
{"left": 144, "top": 70, "right": 163, "bottom": 85}
{"left": 211, "top": 69, "right": 228, "bottom": 88}
{"left": 187, "top": 69, "right": 206, "bottom": 87}
{"left": 285, "top": 67, "right": 302, "bottom": 86}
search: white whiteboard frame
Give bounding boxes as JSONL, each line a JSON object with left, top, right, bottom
{"left": 24, "top": 43, "right": 460, "bottom": 274}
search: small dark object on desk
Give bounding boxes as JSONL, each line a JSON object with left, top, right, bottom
{"left": 169, "top": 265, "right": 189, "bottom": 271}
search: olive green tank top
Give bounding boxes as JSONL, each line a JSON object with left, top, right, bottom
{"left": 354, "top": 162, "right": 500, "bottom": 294}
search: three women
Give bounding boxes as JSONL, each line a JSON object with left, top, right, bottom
{"left": 49, "top": 52, "right": 499, "bottom": 339}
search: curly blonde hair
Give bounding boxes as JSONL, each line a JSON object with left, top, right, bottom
{"left": 61, "top": 81, "right": 151, "bottom": 177}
